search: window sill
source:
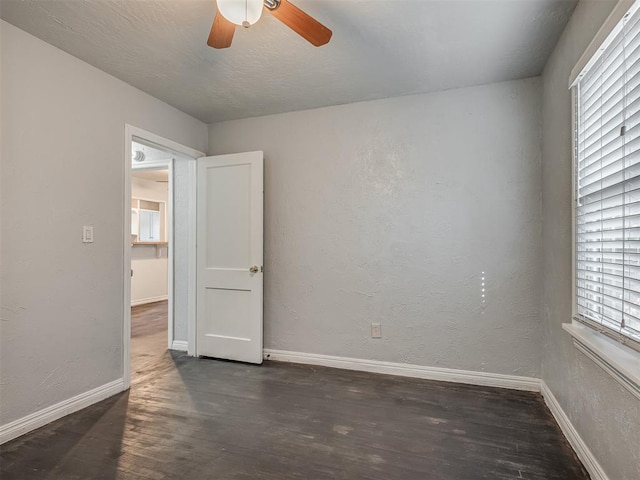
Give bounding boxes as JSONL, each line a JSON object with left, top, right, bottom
{"left": 563, "top": 321, "right": 640, "bottom": 401}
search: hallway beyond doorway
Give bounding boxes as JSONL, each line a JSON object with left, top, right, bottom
{"left": 132, "top": 301, "right": 167, "bottom": 338}
{"left": 131, "top": 301, "right": 168, "bottom": 385}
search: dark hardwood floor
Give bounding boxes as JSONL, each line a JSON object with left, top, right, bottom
{"left": 131, "top": 301, "right": 168, "bottom": 338}
{"left": 1, "top": 303, "right": 588, "bottom": 480}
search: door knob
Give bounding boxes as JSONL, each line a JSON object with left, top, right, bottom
{"left": 250, "top": 265, "right": 260, "bottom": 273}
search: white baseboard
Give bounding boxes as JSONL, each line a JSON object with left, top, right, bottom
{"left": 170, "top": 340, "right": 188, "bottom": 351}
{"left": 540, "top": 381, "right": 609, "bottom": 480}
{"left": 263, "top": 349, "right": 541, "bottom": 392}
{"left": 131, "top": 295, "right": 168, "bottom": 307}
{"left": 0, "top": 378, "right": 125, "bottom": 445}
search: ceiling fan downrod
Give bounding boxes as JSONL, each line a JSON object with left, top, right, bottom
{"left": 263, "top": 0, "right": 281, "bottom": 11}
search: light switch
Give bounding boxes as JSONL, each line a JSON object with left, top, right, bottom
{"left": 371, "top": 323, "right": 382, "bottom": 339}
{"left": 82, "top": 226, "right": 94, "bottom": 243}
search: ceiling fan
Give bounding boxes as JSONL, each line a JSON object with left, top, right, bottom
{"left": 207, "top": 0, "right": 332, "bottom": 49}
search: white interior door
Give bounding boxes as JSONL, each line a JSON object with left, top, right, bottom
{"left": 196, "top": 151, "right": 263, "bottom": 364}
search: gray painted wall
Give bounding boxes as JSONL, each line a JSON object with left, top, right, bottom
{"left": 208, "top": 78, "right": 543, "bottom": 378}
{"left": 541, "top": 2, "right": 640, "bottom": 479}
{"left": 0, "top": 20, "right": 207, "bottom": 426}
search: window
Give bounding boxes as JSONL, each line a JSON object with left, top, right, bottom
{"left": 574, "top": 3, "right": 640, "bottom": 349}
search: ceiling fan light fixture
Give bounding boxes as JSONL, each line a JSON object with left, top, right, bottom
{"left": 216, "top": 0, "right": 263, "bottom": 27}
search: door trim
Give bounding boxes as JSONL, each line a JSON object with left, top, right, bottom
{"left": 187, "top": 158, "right": 197, "bottom": 356}
{"left": 123, "top": 125, "right": 205, "bottom": 389}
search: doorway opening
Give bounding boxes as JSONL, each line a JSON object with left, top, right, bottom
{"left": 130, "top": 150, "right": 172, "bottom": 369}
{"left": 123, "top": 125, "right": 205, "bottom": 389}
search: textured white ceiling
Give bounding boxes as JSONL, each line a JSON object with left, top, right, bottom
{"left": 0, "top": 0, "right": 577, "bottom": 123}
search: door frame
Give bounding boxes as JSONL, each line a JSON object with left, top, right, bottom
{"left": 123, "top": 125, "right": 205, "bottom": 389}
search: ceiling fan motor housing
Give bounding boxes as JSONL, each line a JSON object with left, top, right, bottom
{"left": 217, "top": 0, "right": 263, "bottom": 26}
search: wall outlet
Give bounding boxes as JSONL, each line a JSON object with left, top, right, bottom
{"left": 371, "top": 323, "right": 382, "bottom": 339}
{"left": 82, "top": 225, "right": 94, "bottom": 243}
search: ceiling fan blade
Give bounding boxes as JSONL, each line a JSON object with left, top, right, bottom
{"left": 207, "top": 12, "right": 235, "bottom": 49}
{"left": 268, "top": 0, "right": 332, "bottom": 47}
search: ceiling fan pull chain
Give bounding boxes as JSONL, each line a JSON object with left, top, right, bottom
{"left": 243, "top": 0, "right": 250, "bottom": 28}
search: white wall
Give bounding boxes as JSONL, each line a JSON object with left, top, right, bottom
{"left": 541, "top": 2, "right": 640, "bottom": 479}
{"left": 131, "top": 176, "right": 169, "bottom": 305}
{"left": 0, "top": 20, "right": 207, "bottom": 426}
{"left": 131, "top": 174, "right": 169, "bottom": 205}
{"left": 208, "top": 78, "right": 543, "bottom": 377}
{"left": 172, "top": 158, "right": 194, "bottom": 342}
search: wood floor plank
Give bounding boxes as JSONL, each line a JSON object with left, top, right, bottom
{"left": 131, "top": 301, "right": 168, "bottom": 338}
{"left": 0, "top": 303, "right": 589, "bottom": 479}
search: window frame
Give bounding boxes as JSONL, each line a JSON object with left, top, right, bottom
{"left": 570, "top": 0, "right": 640, "bottom": 355}
{"left": 563, "top": 0, "right": 640, "bottom": 399}
{"left": 570, "top": 84, "right": 640, "bottom": 352}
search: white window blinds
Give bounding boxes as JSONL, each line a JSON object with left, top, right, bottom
{"left": 575, "top": 5, "right": 640, "bottom": 345}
